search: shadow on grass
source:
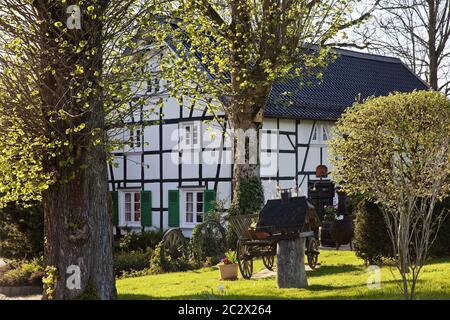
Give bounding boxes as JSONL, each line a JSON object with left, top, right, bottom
{"left": 118, "top": 256, "right": 450, "bottom": 300}
{"left": 307, "top": 265, "right": 362, "bottom": 277}
{"left": 118, "top": 276, "right": 450, "bottom": 301}
{"left": 249, "top": 264, "right": 362, "bottom": 280}
{"left": 119, "top": 286, "right": 450, "bottom": 300}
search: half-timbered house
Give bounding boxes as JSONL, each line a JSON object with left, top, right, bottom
{"left": 108, "top": 48, "right": 427, "bottom": 237}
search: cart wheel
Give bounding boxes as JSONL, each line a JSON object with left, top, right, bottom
{"left": 262, "top": 255, "right": 275, "bottom": 271}
{"left": 306, "top": 237, "right": 320, "bottom": 270}
{"left": 262, "top": 244, "right": 276, "bottom": 270}
{"left": 237, "top": 240, "right": 253, "bottom": 279}
{"left": 161, "top": 228, "right": 188, "bottom": 260}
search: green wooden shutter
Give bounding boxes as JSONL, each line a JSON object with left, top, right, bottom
{"left": 140, "top": 190, "right": 152, "bottom": 227}
{"left": 204, "top": 189, "right": 216, "bottom": 216}
{"left": 168, "top": 190, "right": 180, "bottom": 227}
{"left": 111, "top": 191, "right": 119, "bottom": 226}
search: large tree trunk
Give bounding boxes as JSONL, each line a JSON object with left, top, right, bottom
{"left": 37, "top": 2, "right": 116, "bottom": 299}
{"left": 232, "top": 119, "right": 260, "bottom": 188}
{"left": 229, "top": 85, "right": 270, "bottom": 214}
{"left": 42, "top": 138, "right": 115, "bottom": 300}
{"left": 229, "top": 111, "right": 265, "bottom": 217}
{"left": 277, "top": 238, "right": 308, "bottom": 288}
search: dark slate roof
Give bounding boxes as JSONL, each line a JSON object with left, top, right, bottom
{"left": 164, "top": 24, "right": 428, "bottom": 120}
{"left": 256, "top": 196, "right": 308, "bottom": 232}
{"left": 265, "top": 49, "right": 428, "bottom": 120}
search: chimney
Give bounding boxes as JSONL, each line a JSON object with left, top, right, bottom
{"left": 281, "top": 190, "right": 291, "bottom": 203}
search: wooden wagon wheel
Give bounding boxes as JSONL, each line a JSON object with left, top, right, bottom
{"left": 162, "top": 228, "right": 188, "bottom": 260}
{"left": 191, "top": 219, "right": 227, "bottom": 262}
{"left": 306, "top": 237, "right": 320, "bottom": 270}
{"left": 199, "top": 220, "right": 226, "bottom": 240}
{"left": 262, "top": 244, "right": 276, "bottom": 270}
{"left": 262, "top": 255, "right": 275, "bottom": 271}
{"left": 236, "top": 239, "right": 253, "bottom": 279}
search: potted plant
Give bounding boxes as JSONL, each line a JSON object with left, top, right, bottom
{"left": 219, "top": 250, "right": 238, "bottom": 280}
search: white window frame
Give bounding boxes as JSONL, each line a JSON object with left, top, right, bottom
{"left": 180, "top": 122, "right": 201, "bottom": 150}
{"left": 119, "top": 190, "right": 141, "bottom": 227}
{"left": 311, "top": 123, "right": 332, "bottom": 145}
{"left": 322, "top": 125, "right": 330, "bottom": 143}
{"left": 129, "top": 128, "right": 142, "bottom": 149}
{"left": 181, "top": 188, "right": 204, "bottom": 228}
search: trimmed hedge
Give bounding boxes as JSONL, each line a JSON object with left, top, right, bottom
{"left": 149, "top": 243, "right": 196, "bottom": 274}
{"left": 113, "top": 249, "right": 152, "bottom": 277}
{"left": 353, "top": 199, "right": 394, "bottom": 265}
{"left": 354, "top": 197, "right": 450, "bottom": 264}
{"left": 118, "top": 230, "right": 164, "bottom": 252}
{"left": 430, "top": 197, "right": 450, "bottom": 257}
{"left": 190, "top": 220, "right": 226, "bottom": 265}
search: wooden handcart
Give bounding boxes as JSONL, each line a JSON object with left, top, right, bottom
{"left": 228, "top": 200, "right": 321, "bottom": 280}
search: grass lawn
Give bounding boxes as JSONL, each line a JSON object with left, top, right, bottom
{"left": 117, "top": 251, "right": 450, "bottom": 300}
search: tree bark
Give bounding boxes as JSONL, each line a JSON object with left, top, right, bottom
{"left": 427, "top": 0, "right": 439, "bottom": 90}
{"left": 36, "top": 2, "right": 116, "bottom": 299}
{"left": 229, "top": 85, "right": 270, "bottom": 212}
{"left": 277, "top": 238, "right": 308, "bottom": 288}
{"left": 232, "top": 119, "right": 261, "bottom": 188}
{"left": 42, "top": 140, "right": 116, "bottom": 300}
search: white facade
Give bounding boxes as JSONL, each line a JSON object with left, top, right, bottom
{"left": 108, "top": 91, "right": 336, "bottom": 237}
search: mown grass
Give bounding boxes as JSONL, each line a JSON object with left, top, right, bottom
{"left": 117, "top": 251, "right": 450, "bottom": 300}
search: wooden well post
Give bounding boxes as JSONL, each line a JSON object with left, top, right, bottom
{"left": 276, "top": 234, "right": 309, "bottom": 288}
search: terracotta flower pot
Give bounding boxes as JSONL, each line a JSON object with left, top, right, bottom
{"left": 219, "top": 263, "right": 238, "bottom": 280}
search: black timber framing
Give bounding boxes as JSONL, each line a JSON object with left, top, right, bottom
{"left": 301, "top": 120, "right": 316, "bottom": 173}
{"left": 123, "top": 155, "right": 127, "bottom": 188}
{"left": 295, "top": 120, "right": 299, "bottom": 191}
{"left": 140, "top": 105, "right": 145, "bottom": 190}
{"left": 286, "top": 134, "right": 296, "bottom": 150}
{"left": 320, "top": 147, "right": 323, "bottom": 165}
{"left": 108, "top": 163, "right": 116, "bottom": 191}
{"left": 108, "top": 107, "right": 326, "bottom": 231}
{"left": 111, "top": 147, "right": 232, "bottom": 157}
{"left": 276, "top": 118, "right": 280, "bottom": 187}
{"left": 178, "top": 101, "right": 183, "bottom": 188}
{"left": 159, "top": 104, "right": 164, "bottom": 230}
{"left": 214, "top": 121, "right": 227, "bottom": 191}
{"left": 108, "top": 103, "right": 231, "bottom": 231}
{"left": 110, "top": 174, "right": 317, "bottom": 185}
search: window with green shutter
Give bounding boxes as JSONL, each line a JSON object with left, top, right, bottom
{"left": 110, "top": 191, "right": 119, "bottom": 226}
{"left": 204, "top": 189, "right": 216, "bottom": 216}
{"left": 168, "top": 190, "right": 180, "bottom": 227}
{"left": 140, "top": 190, "right": 152, "bottom": 227}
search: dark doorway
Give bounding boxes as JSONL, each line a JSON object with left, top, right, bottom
{"left": 307, "top": 180, "right": 334, "bottom": 220}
